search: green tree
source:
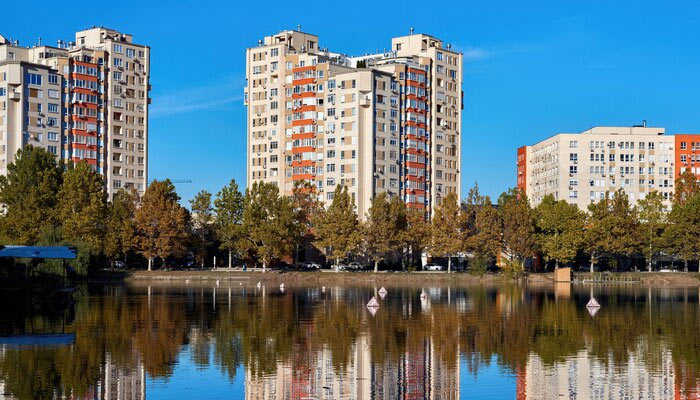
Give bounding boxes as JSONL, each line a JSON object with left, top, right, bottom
{"left": 403, "top": 208, "right": 431, "bottom": 269}
{"left": 190, "top": 190, "right": 214, "bottom": 266}
{"left": 388, "top": 196, "right": 409, "bottom": 270}
{"left": 239, "top": 181, "right": 295, "bottom": 272}
{"left": 663, "top": 193, "right": 700, "bottom": 272}
{"left": 636, "top": 191, "right": 667, "bottom": 272}
{"left": 464, "top": 186, "right": 502, "bottom": 269}
{"left": 362, "top": 193, "right": 393, "bottom": 272}
{"left": 586, "top": 190, "right": 641, "bottom": 271}
{"left": 0, "top": 146, "right": 62, "bottom": 244}
{"left": 673, "top": 168, "right": 700, "bottom": 206}
{"left": 291, "top": 181, "right": 323, "bottom": 265}
{"left": 430, "top": 192, "right": 462, "bottom": 273}
{"left": 56, "top": 162, "right": 107, "bottom": 253}
{"left": 498, "top": 188, "right": 538, "bottom": 271}
{"left": 313, "top": 186, "right": 359, "bottom": 271}
{"left": 134, "top": 179, "right": 190, "bottom": 270}
{"left": 534, "top": 194, "right": 586, "bottom": 269}
{"left": 214, "top": 179, "right": 245, "bottom": 268}
{"left": 103, "top": 188, "right": 138, "bottom": 262}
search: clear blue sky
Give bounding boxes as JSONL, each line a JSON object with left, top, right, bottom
{"left": 5, "top": 1, "right": 700, "bottom": 205}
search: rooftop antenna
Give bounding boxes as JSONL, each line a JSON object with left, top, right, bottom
{"left": 37, "top": 37, "right": 41, "bottom": 46}
{"left": 410, "top": 27, "right": 414, "bottom": 35}
{"left": 643, "top": 120, "right": 647, "bottom": 127}
{"left": 297, "top": 24, "right": 301, "bottom": 31}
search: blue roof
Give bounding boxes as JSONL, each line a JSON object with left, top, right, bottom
{"left": 0, "top": 246, "right": 77, "bottom": 259}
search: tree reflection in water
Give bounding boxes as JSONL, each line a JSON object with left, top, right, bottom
{"left": 1, "top": 283, "right": 700, "bottom": 399}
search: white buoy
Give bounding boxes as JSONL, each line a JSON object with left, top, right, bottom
{"left": 321, "top": 286, "right": 326, "bottom": 293}
{"left": 378, "top": 287, "right": 388, "bottom": 299}
{"left": 586, "top": 297, "right": 600, "bottom": 308}
{"left": 280, "top": 283, "right": 286, "bottom": 291}
{"left": 216, "top": 280, "right": 220, "bottom": 286}
{"left": 367, "top": 306, "right": 378, "bottom": 316}
{"left": 256, "top": 281, "right": 262, "bottom": 288}
{"left": 367, "top": 296, "right": 380, "bottom": 308}
{"left": 420, "top": 291, "right": 427, "bottom": 299}
{"left": 185, "top": 279, "right": 191, "bottom": 284}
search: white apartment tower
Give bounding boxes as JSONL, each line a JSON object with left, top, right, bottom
{"left": 245, "top": 28, "right": 463, "bottom": 219}
{"left": 0, "top": 27, "right": 150, "bottom": 198}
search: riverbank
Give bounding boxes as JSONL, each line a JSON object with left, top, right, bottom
{"left": 91, "top": 269, "right": 700, "bottom": 288}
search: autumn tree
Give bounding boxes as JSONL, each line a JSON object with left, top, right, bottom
{"left": 636, "top": 191, "right": 668, "bottom": 272}
{"left": 103, "top": 188, "right": 138, "bottom": 262}
{"left": 673, "top": 168, "right": 700, "bottom": 206}
{"left": 534, "top": 194, "right": 586, "bottom": 269}
{"left": 214, "top": 179, "right": 245, "bottom": 268}
{"left": 388, "top": 196, "right": 409, "bottom": 270}
{"left": 134, "top": 179, "right": 190, "bottom": 270}
{"left": 239, "top": 181, "right": 295, "bottom": 272}
{"left": 463, "top": 184, "right": 501, "bottom": 269}
{"left": 498, "top": 188, "right": 538, "bottom": 271}
{"left": 362, "top": 193, "right": 393, "bottom": 272}
{"left": 190, "top": 190, "right": 214, "bottom": 266}
{"left": 56, "top": 162, "right": 107, "bottom": 253}
{"left": 663, "top": 193, "right": 700, "bottom": 272}
{"left": 0, "top": 146, "right": 62, "bottom": 244}
{"left": 313, "top": 185, "right": 359, "bottom": 271}
{"left": 430, "top": 192, "right": 462, "bottom": 273}
{"left": 403, "top": 208, "right": 431, "bottom": 269}
{"left": 291, "top": 181, "right": 323, "bottom": 265}
{"left": 585, "top": 190, "right": 641, "bottom": 271}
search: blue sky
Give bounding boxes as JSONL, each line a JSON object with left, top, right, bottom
{"left": 5, "top": 1, "right": 700, "bottom": 204}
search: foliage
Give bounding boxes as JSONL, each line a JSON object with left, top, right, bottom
{"left": 214, "top": 179, "right": 245, "bottom": 265}
{"left": 190, "top": 190, "right": 215, "bottom": 265}
{"left": 56, "top": 162, "right": 107, "bottom": 253}
{"left": 291, "top": 181, "right": 323, "bottom": 263}
{"left": 673, "top": 168, "right": 700, "bottom": 206}
{"left": 239, "top": 181, "right": 295, "bottom": 270}
{"left": 362, "top": 193, "right": 393, "bottom": 272}
{"left": 103, "top": 189, "right": 138, "bottom": 262}
{"left": 313, "top": 186, "right": 359, "bottom": 267}
{"left": 430, "top": 192, "right": 462, "bottom": 272}
{"left": 0, "top": 146, "right": 62, "bottom": 245}
{"left": 469, "top": 195, "right": 502, "bottom": 262}
{"left": 498, "top": 188, "right": 537, "bottom": 270}
{"left": 534, "top": 194, "right": 586, "bottom": 268}
{"left": 585, "top": 190, "right": 642, "bottom": 269}
{"left": 134, "top": 179, "right": 189, "bottom": 268}
{"left": 637, "top": 191, "right": 668, "bottom": 271}
{"left": 663, "top": 193, "right": 700, "bottom": 270}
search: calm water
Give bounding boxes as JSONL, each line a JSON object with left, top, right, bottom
{"left": 2, "top": 281, "right": 700, "bottom": 399}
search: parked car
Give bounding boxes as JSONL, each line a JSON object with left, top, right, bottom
{"left": 112, "top": 260, "right": 125, "bottom": 269}
{"left": 348, "top": 262, "right": 364, "bottom": 271}
{"left": 332, "top": 264, "right": 348, "bottom": 271}
{"left": 303, "top": 262, "right": 321, "bottom": 270}
{"left": 424, "top": 263, "right": 443, "bottom": 271}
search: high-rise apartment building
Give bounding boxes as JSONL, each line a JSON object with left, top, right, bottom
{"left": 516, "top": 124, "right": 700, "bottom": 210}
{"left": 0, "top": 27, "right": 150, "bottom": 198}
{"left": 245, "top": 28, "right": 462, "bottom": 218}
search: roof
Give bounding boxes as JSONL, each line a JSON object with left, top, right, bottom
{"left": 0, "top": 246, "right": 77, "bottom": 259}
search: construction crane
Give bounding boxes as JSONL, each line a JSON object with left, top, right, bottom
{"left": 148, "top": 178, "right": 192, "bottom": 184}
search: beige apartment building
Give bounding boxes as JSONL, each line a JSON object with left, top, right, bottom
{"left": 517, "top": 125, "right": 700, "bottom": 210}
{"left": 0, "top": 27, "right": 150, "bottom": 198}
{"left": 245, "top": 28, "right": 462, "bottom": 219}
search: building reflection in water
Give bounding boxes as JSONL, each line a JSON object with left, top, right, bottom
{"left": 245, "top": 334, "right": 459, "bottom": 400}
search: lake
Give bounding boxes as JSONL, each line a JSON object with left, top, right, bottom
{"left": 1, "top": 281, "right": 699, "bottom": 399}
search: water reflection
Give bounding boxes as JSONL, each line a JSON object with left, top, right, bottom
{"left": 1, "top": 282, "right": 700, "bottom": 399}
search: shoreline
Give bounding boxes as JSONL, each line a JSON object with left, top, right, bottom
{"left": 91, "top": 270, "right": 700, "bottom": 288}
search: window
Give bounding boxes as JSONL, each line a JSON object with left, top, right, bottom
{"left": 569, "top": 140, "right": 578, "bottom": 148}
{"left": 113, "top": 44, "right": 123, "bottom": 54}
{"left": 271, "top": 48, "right": 279, "bottom": 57}
{"left": 437, "top": 52, "right": 443, "bottom": 61}
{"left": 48, "top": 74, "right": 58, "bottom": 84}
{"left": 48, "top": 145, "right": 57, "bottom": 155}
{"left": 126, "top": 48, "right": 135, "bottom": 58}
{"left": 25, "top": 73, "right": 42, "bottom": 86}
{"left": 47, "top": 117, "right": 58, "bottom": 127}
{"left": 48, "top": 89, "right": 59, "bottom": 99}
{"left": 48, "top": 132, "right": 58, "bottom": 141}
{"left": 113, "top": 58, "right": 123, "bottom": 67}
{"left": 48, "top": 103, "right": 59, "bottom": 113}
{"left": 0, "top": 88, "right": 5, "bottom": 96}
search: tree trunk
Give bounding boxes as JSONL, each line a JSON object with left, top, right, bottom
{"left": 685, "top": 259, "right": 689, "bottom": 273}
{"left": 262, "top": 260, "right": 267, "bottom": 273}
{"left": 447, "top": 256, "right": 452, "bottom": 273}
{"left": 228, "top": 250, "right": 232, "bottom": 269}
{"left": 589, "top": 255, "right": 594, "bottom": 274}
{"left": 336, "top": 257, "right": 340, "bottom": 273}
{"left": 648, "top": 257, "right": 652, "bottom": 272}
{"left": 555, "top": 259, "right": 559, "bottom": 270}
{"left": 148, "top": 257, "right": 152, "bottom": 271}
{"left": 374, "top": 260, "right": 378, "bottom": 273}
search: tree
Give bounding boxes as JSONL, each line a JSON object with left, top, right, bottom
{"left": 673, "top": 168, "right": 700, "bottom": 206}
{"left": 214, "top": 180, "right": 245, "bottom": 268}
{"left": 0, "top": 146, "right": 62, "bottom": 244}
{"left": 134, "top": 180, "right": 189, "bottom": 270}
{"left": 663, "top": 193, "right": 700, "bottom": 272}
{"left": 585, "top": 190, "right": 641, "bottom": 271}
{"left": 313, "top": 186, "right": 359, "bottom": 271}
{"left": 56, "top": 162, "right": 107, "bottom": 253}
{"left": 190, "top": 190, "right": 214, "bottom": 266}
{"left": 636, "top": 191, "right": 667, "bottom": 272}
{"left": 362, "top": 193, "right": 393, "bottom": 272}
{"left": 103, "top": 188, "right": 138, "bottom": 262}
{"left": 430, "top": 192, "right": 462, "bottom": 273}
{"left": 498, "top": 188, "right": 537, "bottom": 271}
{"left": 534, "top": 195, "right": 586, "bottom": 270}
{"left": 291, "top": 181, "right": 323, "bottom": 265}
{"left": 403, "top": 208, "right": 431, "bottom": 269}
{"left": 470, "top": 197, "right": 502, "bottom": 265}
{"left": 388, "top": 196, "right": 409, "bottom": 270}
{"left": 239, "top": 182, "right": 295, "bottom": 272}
